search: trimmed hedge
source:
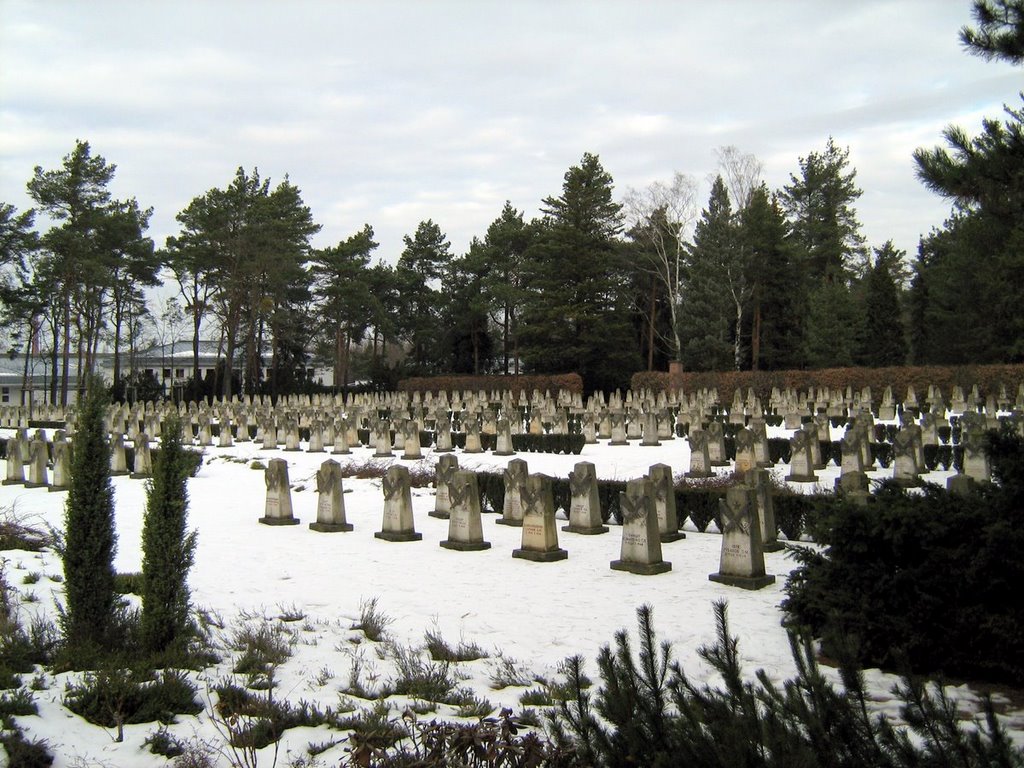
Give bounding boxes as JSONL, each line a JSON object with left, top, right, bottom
{"left": 397, "top": 373, "right": 584, "bottom": 396}
{"left": 632, "top": 364, "right": 1024, "bottom": 408}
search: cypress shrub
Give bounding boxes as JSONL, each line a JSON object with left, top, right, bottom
{"left": 140, "top": 416, "right": 197, "bottom": 658}
{"left": 61, "top": 381, "right": 118, "bottom": 660}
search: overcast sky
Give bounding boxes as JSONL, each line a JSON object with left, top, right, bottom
{"left": 1, "top": 1, "right": 1019, "bottom": 269}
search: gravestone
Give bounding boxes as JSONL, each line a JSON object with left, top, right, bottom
{"left": 786, "top": 429, "right": 817, "bottom": 483}
{"left": 745, "top": 468, "right": 782, "bottom": 552}
{"left": 261, "top": 419, "right": 277, "bottom": 450}
{"left": 564, "top": 461, "right": 608, "bottom": 535}
{"left": 463, "top": 418, "right": 483, "bottom": 454}
{"left": 648, "top": 463, "right": 685, "bottom": 543}
{"left": 431, "top": 454, "right": 459, "bottom": 519}
{"left": 610, "top": 479, "right": 671, "bottom": 575}
{"left": 130, "top": 433, "right": 153, "bottom": 479}
{"left": 497, "top": 458, "right": 529, "bottom": 526}
{"left": 332, "top": 419, "right": 351, "bottom": 454}
{"left": 259, "top": 458, "right": 298, "bottom": 525}
{"left": 835, "top": 470, "right": 871, "bottom": 505}
{"left": 110, "top": 433, "right": 129, "bottom": 476}
{"left": 685, "top": 429, "right": 713, "bottom": 478}
{"left": 640, "top": 411, "right": 660, "bottom": 446}
{"left": 434, "top": 417, "right": 454, "bottom": 452}
{"left": 24, "top": 433, "right": 49, "bottom": 488}
{"left": 581, "top": 411, "right": 597, "bottom": 444}
{"left": 609, "top": 412, "right": 627, "bottom": 446}
{"left": 373, "top": 419, "right": 393, "bottom": 457}
{"left": 307, "top": 422, "right": 324, "bottom": 453}
{"left": 839, "top": 430, "right": 865, "bottom": 475}
{"left": 49, "top": 433, "right": 71, "bottom": 492}
{"left": 219, "top": 417, "right": 235, "bottom": 448}
{"left": 891, "top": 427, "right": 922, "bottom": 486}
{"left": 401, "top": 420, "right": 422, "bottom": 460}
{"left": 513, "top": 473, "right": 568, "bottom": 561}
{"left": 959, "top": 426, "right": 991, "bottom": 484}
{"left": 706, "top": 421, "right": 728, "bottom": 466}
{"left": 494, "top": 418, "right": 515, "bottom": 456}
{"left": 734, "top": 428, "right": 757, "bottom": 474}
{"left": 440, "top": 470, "right": 491, "bottom": 551}
{"left": 309, "top": 458, "right": 353, "bottom": 532}
{"left": 708, "top": 484, "right": 775, "bottom": 590}
{"left": 375, "top": 465, "right": 422, "bottom": 541}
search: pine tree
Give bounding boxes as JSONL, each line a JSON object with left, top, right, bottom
{"left": 679, "top": 177, "right": 735, "bottom": 371}
{"left": 519, "top": 153, "right": 640, "bottom": 392}
{"left": 860, "top": 241, "right": 908, "bottom": 367}
{"left": 61, "top": 379, "right": 118, "bottom": 660}
{"left": 140, "top": 416, "right": 197, "bottom": 657}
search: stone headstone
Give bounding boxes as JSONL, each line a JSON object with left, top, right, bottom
{"left": 259, "top": 458, "right": 298, "bottom": 525}
{"left": 686, "top": 429, "right": 713, "bottom": 479}
{"left": 648, "top": 463, "right": 685, "bottom": 543}
{"left": 219, "top": 417, "right": 235, "bottom": 448}
{"left": 373, "top": 419, "right": 393, "bottom": 457}
{"left": 400, "top": 420, "right": 422, "bottom": 460}
{"left": 309, "top": 458, "right": 353, "bottom": 532}
{"left": 706, "top": 421, "right": 728, "bottom": 466}
{"left": 497, "top": 458, "right": 529, "bottom": 526}
{"left": 835, "top": 469, "right": 871, "bottom": 505}
{"left": 892, "top": 427, "right": 922, "bottom": 486}
{"left": 734, "top": 428, "right": 757, "bottom": 474}
{"left": 307, "top": 422, "right": 324, "bottom": 453}
{"left": 609, "top": 412, "right": 627, "bottom": 446}
{"left": 708, "top": 485, "right": 775, "bottom": 590}
{"left": 513, "top": 473, "right": 568, "bottom": 562}
{"left": 24, "top": 434, "right": 49, "bottom": 488}
{"left": 745, "top": 468, "right": 781, "bottom": 552}
{"left": 49, "top": 433, "right": 71, "bottom": 492}
{"left": 434, "top": 417, "right": 454, "bottom": 452}
{"left": 440, "top": 470, "right": 491, "bottom": 551}
{"left": 130, "top": 433, "right": 153, "bottom": 479}
{"left": 332, "top": 419, "right": 351, "bottom": 454}
{"left": 375, "top": 465, "right": 422, "bottom": 541}
{"left": 959, "top": 426, "right": 991, "bottom": 484}
{"left": 786, "top": 429, "right": 817, "bottom": 483}
{"left": 463, "top": 418, "right": 483, "bottom": 454}
{"left": 640, "top": 411, "right": 660, "bottom": 447}
{"left": 494, "top": 418, "right": 515, "bottom": 456}
{"left": 431, "top": 454, "right": 459, "bottom": 519}
{"left": 610, "top": 479, "right": 671, "bottom": 575}
{"left": 563, "top": 461, "right": 608, "bottom": 535}
{"left": 110, "top": 433, "right": 129, "bottom": 476}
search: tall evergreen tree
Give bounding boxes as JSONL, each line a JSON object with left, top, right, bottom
{"left": 479, "top": 202, "right": 534, "bottom": 375}
{"left": 396, "top": 219, "right": 452, "bottom": 374}
{"left": 780, "top": 137, "right": 867, "bottom": 282}
{"left": 911, "top": 0, "right": 1024, "bottom": 364}
{"left": 519, "top": 153, "right": 640, "bottom": 392}
{"left": 61, "top": 379, "right": 118, "bottom": 659}
{"left": 860, "top": 241, "right": 908, "bottom": 366}
{"left": 738, "top": 186, "right": 801, "bottom": 371}
{"left": 311, "top": 225, "right": 377, "bottom": 389}
{"left": 140, "top": 416, "right": 196, "bottom": 657}
{"left": 679, "top": 177, "right": 736, "bottom": 371}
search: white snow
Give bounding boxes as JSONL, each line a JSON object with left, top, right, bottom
{"left": 1, "top": 429, "right": 1020, "bottom": 766}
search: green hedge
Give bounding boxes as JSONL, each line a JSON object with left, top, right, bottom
{"left": 398, "top": 373, "right": 584, "bottom": 396}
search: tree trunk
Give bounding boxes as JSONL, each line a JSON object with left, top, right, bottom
{"left": 751, "top": 292, "right": 761, "bottom": 371}
{"left": 647, "top": 277, "right": 657, "bottom": 370}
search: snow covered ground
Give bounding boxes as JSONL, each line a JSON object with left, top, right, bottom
{"left": 2, "top": 427, "right": 1020, "bottom": 767}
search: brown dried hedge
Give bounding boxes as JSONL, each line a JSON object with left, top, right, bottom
{"left": 631, "top": 365, "right": 1024, "bottom": 407}
{"left": 397, "top": 373, "right": 584, "bottom": 396}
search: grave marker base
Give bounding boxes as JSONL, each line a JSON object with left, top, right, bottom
{"left": 785, "top": 473, "right": 818, "bottom": 483}
{"left": 428, "top": 511, "right": 450, "bottom": 519}
{"left": 309, "top": 522, "right": 354, "bottom": 532}
{"left": 708, "top": 572, "right": 776, "bottom": 590}
{"left": 440, "top": 540, "right": 491, "bottom": 551}
{"left": 659, "top": 531, "right": 686, "bottom": 543}
{"left": 47, "top": 485, "right": 69, "bottom": 493}
{"left": 23, "top": 481, "right": 47, "bottom": 489}
{"left": 562, "top": 524, "right": 609, "bottom": 535}
{"left": 513, "top": 547, "right": 567, "bottom": 562}
{"left": 685, "top": 470, "right": 713, "bottom": 479}
{"left": 610, "top": 559, "right": 671, "bottom": 575}
{"left": 258, "top": 517, "right": 300, "bottom": 526}
{"left": 495, "top": 518, "right": 523, "bottom": 527}
{"left": 374, "top": 531, "right": 423, "bottom": 542}
{"left": 763, "top": 541, "right": 785, "bottom": 553}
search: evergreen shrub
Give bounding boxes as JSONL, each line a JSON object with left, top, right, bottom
{"left": 784, "top": 428, "right": 1024, "bottom": 687}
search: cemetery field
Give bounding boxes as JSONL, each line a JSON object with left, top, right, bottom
{"left": 1, "top": 427, "right": 1021, "bottom": 767}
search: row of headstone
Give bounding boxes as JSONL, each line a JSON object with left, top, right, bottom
{"left": 257, "top": 457, "right": 778, "bottom": 590}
